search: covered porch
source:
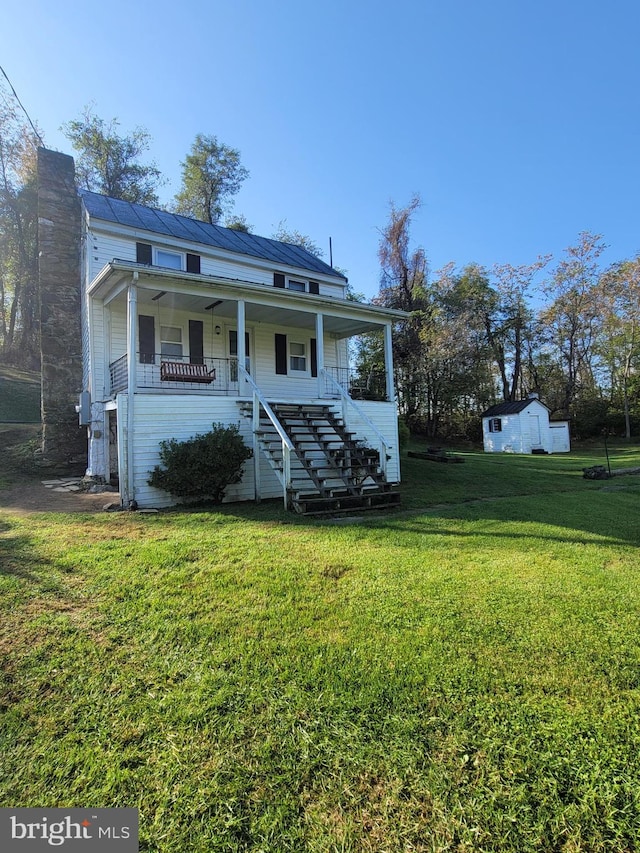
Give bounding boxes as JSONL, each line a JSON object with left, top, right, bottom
{"left": 89, "top": 260, "right": 399, "bottom": 402}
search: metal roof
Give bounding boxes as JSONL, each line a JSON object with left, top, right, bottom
{"left": 80, "top": 190, "right": 346, "bottom": 280}
{"left": 482, "top": 398, "right": 550, "bottom": 417}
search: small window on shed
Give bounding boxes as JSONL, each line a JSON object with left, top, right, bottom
{"left": 489, "top": 417, "right": 502, "bottom": 433}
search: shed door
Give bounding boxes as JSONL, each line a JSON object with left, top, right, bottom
{"left": 529, "top": 415, "right": 542, "bottom": 446}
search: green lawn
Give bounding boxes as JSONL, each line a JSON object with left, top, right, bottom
{"left": 1, "top": 448, "right": 640, "bottom": 851}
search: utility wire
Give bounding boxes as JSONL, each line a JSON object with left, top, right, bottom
{"left": 0, "top": 64, "right": 45, "bottom": 147}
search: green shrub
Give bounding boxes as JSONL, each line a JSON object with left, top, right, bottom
{"left": 148, "top": 422, "right": 252, "bottom": 503}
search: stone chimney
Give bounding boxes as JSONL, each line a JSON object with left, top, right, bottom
{"left": 37, "top": 148, "right": 86, "bottom": 467}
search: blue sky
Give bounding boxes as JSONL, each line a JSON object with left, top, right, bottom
{"left": 3, "top": 0, "right": 639, "bottom": 298}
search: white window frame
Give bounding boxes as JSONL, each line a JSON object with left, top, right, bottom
{"left": 160, "top": 324, "right": 184, "bottom": 359}
{"left": 488, "top": 417, "right": 502, "bottom": 433}
{"left": 289, "top": 340, "right": 308, "bottom": 373}
{"left": 287, "top": 278, "right": 306, "bottom": 292}
{"left": 154, "top": 247, "right": 184, "bottom": 270}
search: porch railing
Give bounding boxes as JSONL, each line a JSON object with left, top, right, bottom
{"left": 238, "top": 365, "right": 294, "bottom": 509}
{"left": 321, "top": 368, "right": 390, "bottom": 479}
{"left": 324, "top": 367, "right": 388, "bottom": 401}
{"left": 109, "top": 354, "right": 241, "bottom": 395}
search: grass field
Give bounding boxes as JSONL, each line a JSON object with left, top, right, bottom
{"left": 1, "top": 442, "right": 640, "bottom": 851}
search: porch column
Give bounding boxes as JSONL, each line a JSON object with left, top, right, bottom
{"left": 384, "top": 322, "right": 395, "bottom": 402}
{"left": 315, "top": 312, "right": 325, "bottom": 397}
{"left": 125, "top": 274, "right": 138, "bottom": 506}
{"left": 127, "top": 277, "right": 138, "bottom": 394}
{"left": 237, "top": 299, "right": 246, "bottom": 391}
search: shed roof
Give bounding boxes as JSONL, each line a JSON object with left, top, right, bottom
{"left": 80, "top": 190, "right": 346, "bottom": 280}
{"left": 482, "top": 398, "right": 550, "bottom": 418}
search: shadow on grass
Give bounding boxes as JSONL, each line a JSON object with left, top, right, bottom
{"left": 0, "top": 520, "right": 56, "bottom": 585}
{"left": 378, "top": 485, "right": 640, "bottom": 547}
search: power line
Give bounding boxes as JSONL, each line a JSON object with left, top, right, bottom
{"left": 0, "top": 64, "right": 45, "bottom": 147}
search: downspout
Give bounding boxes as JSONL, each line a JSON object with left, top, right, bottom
{"left": 126, "top": 273, "right": 138, "bottom": 507}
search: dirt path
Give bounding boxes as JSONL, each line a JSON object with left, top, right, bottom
{"left": 0, "top": 476, "right": 112, "bottom": 514}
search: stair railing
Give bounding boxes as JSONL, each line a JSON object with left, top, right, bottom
{"left": 239, "top": 365, "right": 293, "bottom": 508}
{"left": 320, "top": 368, "right": 390, "bottom": 479}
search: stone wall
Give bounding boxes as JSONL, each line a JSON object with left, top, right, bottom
{"left": 37, "top": 148, "right": 86, "bottom": 467}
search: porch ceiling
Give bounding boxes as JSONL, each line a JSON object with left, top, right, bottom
{"left": 107, "top": 280, "right": 390, "bottom": 338}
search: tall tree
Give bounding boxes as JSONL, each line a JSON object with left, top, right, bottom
{"left": 375, "top": 195, "right": 430, "bottom": 420}
{"left": 598, "top": 256, "right": 640, "bottom": 437}
{"left": 541, "top": 232, "right": 606, "bottom": 418}
{"left": 491, "top": 256, "right": 550, "bottom": 400}
{"left": 62, "top": 107, "right": 162, "bottom": 205}
{"left": 174, "top": 134, "right": 248, "bottom": 224}
{"left": 0, "top": 91, "right": 40, "bottom": 367}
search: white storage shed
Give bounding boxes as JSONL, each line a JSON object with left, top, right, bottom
{"left": 482, "top": 396, "right": 570, "bottom": 454}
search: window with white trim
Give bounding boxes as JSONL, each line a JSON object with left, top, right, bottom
{"left": 488, "top": 417, "right": 502, "bottom": 433}
{"left": 287, "top": 279, "right": 306, "bottom": 292}
{"left": 289, "top": 341, "right": 307, "bottom": 372}
{"left": 155, "top": 248, "right": 183, "bottom": 270}
{"left": 160, "top": 325, "right": 183, "bottom": 358}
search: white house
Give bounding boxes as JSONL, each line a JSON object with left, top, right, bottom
{"left": 481, "top": 395, "right": 570, "bottom": 454}
{"left": 69, "top": 183, "right": 407, "bottom": 514}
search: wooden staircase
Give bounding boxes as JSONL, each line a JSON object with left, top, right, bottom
{"left": 240, "top": 402, "right": 400, "bottom": 515}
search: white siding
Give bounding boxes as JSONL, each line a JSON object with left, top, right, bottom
{"left": 253, "top": 323, "right": 340, "bottom": 399}
{"left": 87, "top": 225, "right": 346, "bottom": 296}
{"left": 125, "top": 396, "right": 281, "bottom": 508}
{"left": 200, "top": 255, "right": 269, "bottom": 284}
{"left": 112, "top": 392, "right": 402, "bottom": 508}
{"left": 88, "top": 229, "right": 136, "bottom": 280}
{"left": 483, "top": 414, "right": 525, "bottom": 453}
{"left": 90, "top": 300, "right": 107, "bottom": 398}
{"left": 343, "top": 400, "right": 401, "bottom": 483}
{"left": 549, "top": 422, "right": 571, "bottom": 452}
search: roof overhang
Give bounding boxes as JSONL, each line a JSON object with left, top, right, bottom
{"left": 88, "top": 260, "right": 408, "bottom": 338}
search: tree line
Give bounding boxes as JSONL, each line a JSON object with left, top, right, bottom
{"left": 361, "top": 196, "right": 640, "bottom": 440}
{"left": 1, "top": 87, "right": 638, "bottom": 440}
{"left": 0, "top": 94, "right": 260, "bottom": 368}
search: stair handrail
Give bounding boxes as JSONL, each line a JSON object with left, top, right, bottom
{"left": 321, "top": 368, "right": 390, "bottom": 478}
{"left": 239, "top": 366, "right": 293, "bottom": 508}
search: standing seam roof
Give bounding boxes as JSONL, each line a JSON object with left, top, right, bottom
{"left": 80, "top": 189, "right": 346, "bottom": 280}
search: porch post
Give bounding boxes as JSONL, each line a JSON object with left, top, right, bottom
{"left": 127, "top": 277, "right": 138, "bottom": 395}
{"left": 383, "top": 322, "right": 395, "bottom": 402}
{"left": 237, "top": 299, "right": 246, "bottom": 393}
{"left": 125, "top": 275, "right": 138, "bottom": 506}
{"left": 315, "top": 312, "right": 325, "bottom": 397}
